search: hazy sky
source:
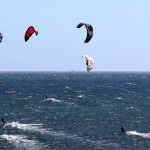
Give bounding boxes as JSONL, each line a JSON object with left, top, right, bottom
{"left": 0, "top": 0, "right": 150, "bottom": 71}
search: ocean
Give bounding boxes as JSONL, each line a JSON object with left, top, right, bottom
{"left": 0, "top": 72, "right": 150, "bottom": 150}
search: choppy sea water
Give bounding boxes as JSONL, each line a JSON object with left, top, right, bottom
{"left": 0, "top": 72, "right": 150, "bottom": 150}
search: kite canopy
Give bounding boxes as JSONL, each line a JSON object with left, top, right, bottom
{"left": 82, "top": 55, "right": 94, "bottom": 72}
{"left": 77, "top": 22, "right": 93, "bottom": 43}
{"left": 0, "top": 31, "right": 3, "bottom": 43}
{"left": 24, "top": 26, "right": 38, "bottom": 42}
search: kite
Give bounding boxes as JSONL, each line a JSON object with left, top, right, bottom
{"left": 77, "top": 22, "right": 93, "bottom": 43}
{"left": 0, "top": 31, "right": 3, "bottom": 43}
{"left": 24, "top": 26, "right": 38, "bottom": 42}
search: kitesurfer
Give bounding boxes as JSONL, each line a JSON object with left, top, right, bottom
{"left": 82, "top": 55, "right": 94, "bottom": 72}
{"left": 1, "top": 118, "right": 6, "bottom": 125}
{"left": 121, "top": 126, "right": 126, "bottom": 133}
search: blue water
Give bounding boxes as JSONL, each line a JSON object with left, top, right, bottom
{"left": 0, "top": 72, "right": 150, "bottom": 150}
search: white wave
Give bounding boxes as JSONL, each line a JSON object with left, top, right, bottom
{"left": 127, "top": 131, "right": 150, "bottom": 139}
{"left": 4, "top": 122, "right": 48, "bottom": 134}
{"left": 78, "top": 95, "right": 83, "bottom": 98}
{"left": 0, "top": 134, "right": 40, "bottom": 150}
{"left": 116, "top": 97, "right": 122, "bottom": 100}
{"left": 46, "top": 97, "right": 61, "bottom": 102}
{"left": 126, "top": 106, "right": 134, "bottom": 110}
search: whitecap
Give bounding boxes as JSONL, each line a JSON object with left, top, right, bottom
{"left": 47, "top": 98, "right": 61, "bottom": 102}
{"left": 0, "top": 134, "right": 41, "bottom": 150}
{"left": 126, "top": 106, "right": 134, "bottom": 110}
{"left": 78, "top": 95, "right": 83, "bottom": 98}
{"left": 116, "top": 97, "right": 122, "bottom": 100}
{"left": 4, "top": 122, "right": 47, "bottom": 134}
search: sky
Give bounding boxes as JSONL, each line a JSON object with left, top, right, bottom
{"left": 1, "top": 0, "right": 150, "bottom": 71}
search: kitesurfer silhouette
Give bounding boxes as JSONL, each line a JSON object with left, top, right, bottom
{"left": 1, "top": 118, "right": 6, "bottom": 125}
{"left": 121, "top": 126, "right": 126, "bottom": 133}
